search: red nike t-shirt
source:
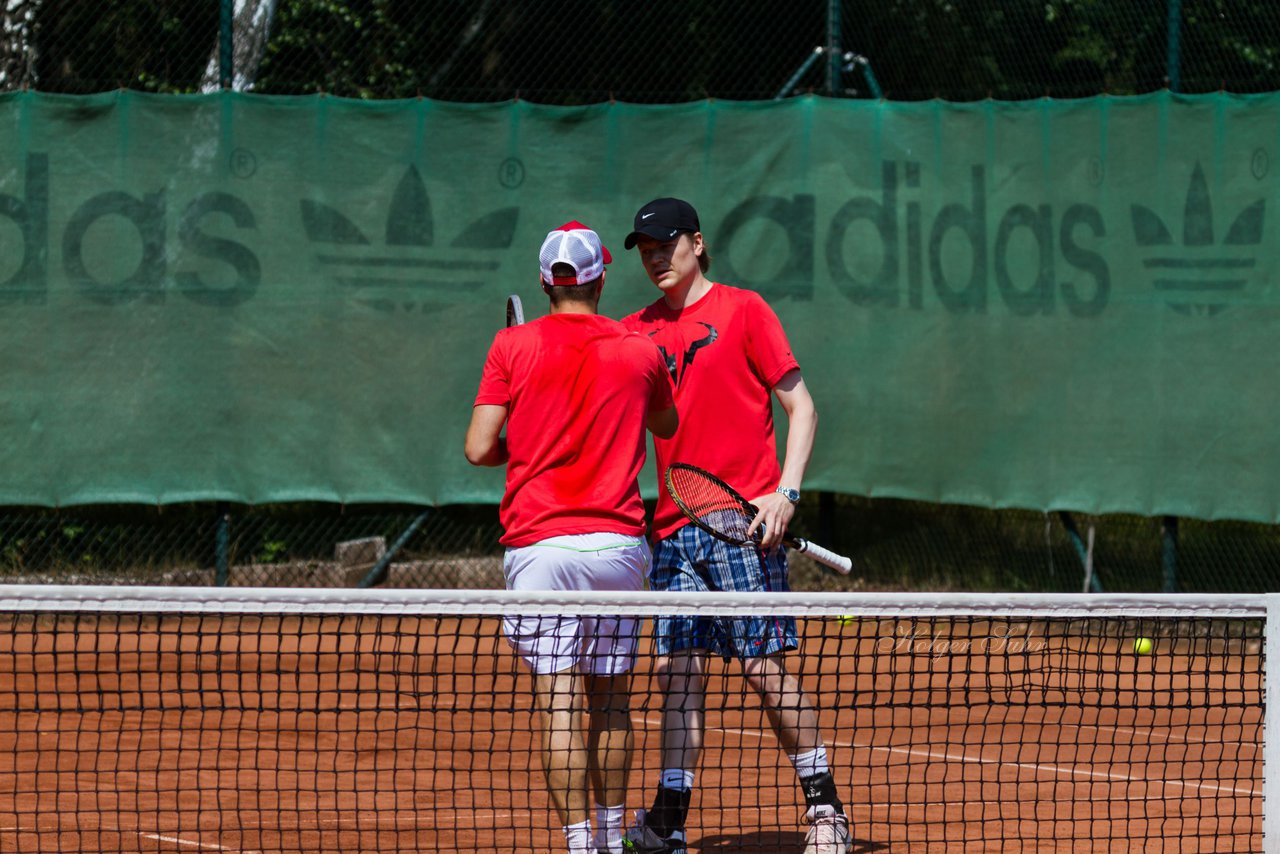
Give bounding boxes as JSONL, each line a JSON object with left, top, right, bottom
{"left": 474, "top": 313, "right": 674, "bottom": 547}
{"left": 622, "top": 283, "right": 799, "bottom": 541}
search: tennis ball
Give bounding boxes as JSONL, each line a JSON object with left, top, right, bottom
{"left": 837, "top": 615, "right": 856, "bottom": 625}
{"left": 1133, "top": 637, "right": 1154, "bottom": 655}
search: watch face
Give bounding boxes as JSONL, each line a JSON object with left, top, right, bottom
{"left": 778, "top": 487, "right": 801, "bottom": 503}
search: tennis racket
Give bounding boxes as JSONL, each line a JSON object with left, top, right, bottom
{"left": 505, "top": 294, "right": 524, "bottom": 327}
{"left": 665, "top": 462, "right": 853, "bottom": 575}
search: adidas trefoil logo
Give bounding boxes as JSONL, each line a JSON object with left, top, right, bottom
{"left": 300, "top": 165, "right": 519, "bottom": 313}
{"left": 1130, "top": 162, "right": 1264, "bottom": 317}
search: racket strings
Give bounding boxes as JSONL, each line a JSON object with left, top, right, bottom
{"left": 701, "top": 507, "right": 754, "bottom": 541}
{"left": 667, "top": 468, "right": 754, "bottom": 541}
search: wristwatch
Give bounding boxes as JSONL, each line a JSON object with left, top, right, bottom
{"left": 776, "top": 486, "right": 801, "bottom": 504}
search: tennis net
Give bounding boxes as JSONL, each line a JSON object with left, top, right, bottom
{"left": 0, "top": 585, "right": 1268, "bottom": 853}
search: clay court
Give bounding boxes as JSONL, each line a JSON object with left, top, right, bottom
{"left": 0, "top": 609, "right": 1261, "bottom": 853}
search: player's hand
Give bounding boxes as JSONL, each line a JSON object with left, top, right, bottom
{"left": 747, "top": 491, "right": 796, "bottom": 550}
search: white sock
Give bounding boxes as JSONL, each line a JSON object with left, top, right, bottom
{"left": 789, "top": 746, "right": 830, "bottom": 779}
{"left": 660, "top": 767, "right": 695, "bottom": 790}
{"left": 594, "top": 804, "right": 625, "bottom": 853}
{"left": 563, "top": 819, "right": 592, "bottom": 854}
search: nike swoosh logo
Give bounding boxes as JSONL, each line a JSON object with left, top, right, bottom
{"left": 641, "top": 212, "right": 656, "bottom": 219}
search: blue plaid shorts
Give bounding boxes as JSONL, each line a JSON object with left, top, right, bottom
{"left": 649, "top": 523, "right": 797, "bottom": 659}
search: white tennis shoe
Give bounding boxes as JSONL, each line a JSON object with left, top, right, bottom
{"left": 802, "top": 803, "right": 853, "bottom": 854}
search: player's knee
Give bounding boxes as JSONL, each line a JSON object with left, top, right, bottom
{"left": 741, "top": 656, "right": 799, "bottom": 696}
{"left": 657, "top": 668, "right": 704, "bottom": 697}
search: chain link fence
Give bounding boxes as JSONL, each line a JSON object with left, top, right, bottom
{"left": 0, "top": 504, "right": 503, "bottom": 588}
{"left": 1, "top": 0, "right": 1279, "bottom": 591}
{"left": 1, "top": 1, "right": 1279, "bottom": 100}
{"left": 0, "top": 502, "right": 1276, "bottom": 593}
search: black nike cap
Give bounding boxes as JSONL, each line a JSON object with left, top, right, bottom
{"left": 623, "top": 197, "right": 701, "bottom": 250}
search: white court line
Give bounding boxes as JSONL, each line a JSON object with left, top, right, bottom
{"left": 282, "top": 811, "right": 522, "bottom": 829}
{"left": 181, "top": 809, "right": 525, "bottom": 831}
{"left": 635, "top": 712, "right": 1259, "bottom": 799}
{"left": 1065, "top": 720, "right": 1261, "bottom": 750}
{"left": 0, "top": 822, "right": 259, "bottom": 854}
{"left": 140, "top": 832, "right": 258, "bottom": 853}
{"left": 2, "top": 812, "right": 501, "bottom": 842}
{"left": 843, "top": 739, "right": 1258, "bottom": 798}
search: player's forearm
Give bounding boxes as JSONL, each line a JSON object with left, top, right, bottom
{"left": 774, "top": 373, "right": 817, "bottom": 489}
{"left": 778, "top": 402, "right": 816, "bottom": 489}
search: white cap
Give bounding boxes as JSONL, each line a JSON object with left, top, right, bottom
{"left": 539, "top": 220, "right": 613, "bottom": 285}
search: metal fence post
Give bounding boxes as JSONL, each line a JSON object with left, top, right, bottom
{"left": 827, "top": 0, "right": 842, "bottom": 95}
{"left": 818, "top": 491, "right": 835, "bottom": 551}
{"left": 1161, "top": 516, "right": 1179, "bottom": 592}
{"left": 220, "top": 0, "right": 234, "bottom": 89}
{"left": 215, "top": 503, "right": 230, "bottom": 586}
{"left": 357, "top": 509, "right": 431, "bottom": 588}
{"left": 1167, "top": 0, "right": 1182, "bottom": 92}
{"left": 1059, "top": 511, "right": 1103, "bottom": 592}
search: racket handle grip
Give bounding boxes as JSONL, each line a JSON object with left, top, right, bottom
{"left": 792, "top": 538, "right": 853, "bottom": 575}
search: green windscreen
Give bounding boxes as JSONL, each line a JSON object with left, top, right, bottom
{"left": 0, "top": 90, "right": 1275, "bottom": 520}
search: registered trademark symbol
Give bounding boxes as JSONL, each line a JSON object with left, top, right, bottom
{"left": 230, "top": 148, "right": 257, "bottom": 179}
{"left": 230, "top": 147, "right": 257, "bottom": 177}
{"left": 1251, "top": 148, "right": 1269, "bottom": 180}
{"left": 499, "top": 157, "right": 525, "bottom": 189}
{"left": 1086, "top": 158, "right": 1104, "bottom": 186}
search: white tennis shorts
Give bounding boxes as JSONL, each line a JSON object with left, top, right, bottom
{"left": 503, "top": 532, "right": 650, "bottom": 675}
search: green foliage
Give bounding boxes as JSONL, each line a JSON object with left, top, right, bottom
{"left": 33, "top": 0, "right": 217, "bottom": 93}
{"left": 15, "top": 1, "right": 1280, "bottom": 100}
{"left": 256, "top": 0, "right": 459, "bottom": 98}
{"left": 256, "top": 539, "right": 289, "bottom": 564}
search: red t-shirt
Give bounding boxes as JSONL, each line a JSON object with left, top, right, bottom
{"left": 623, "top": 283, "right": 799, "bottom": 541}
{"left": 474, "top": 313, "right": 674, "bottom": 547}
